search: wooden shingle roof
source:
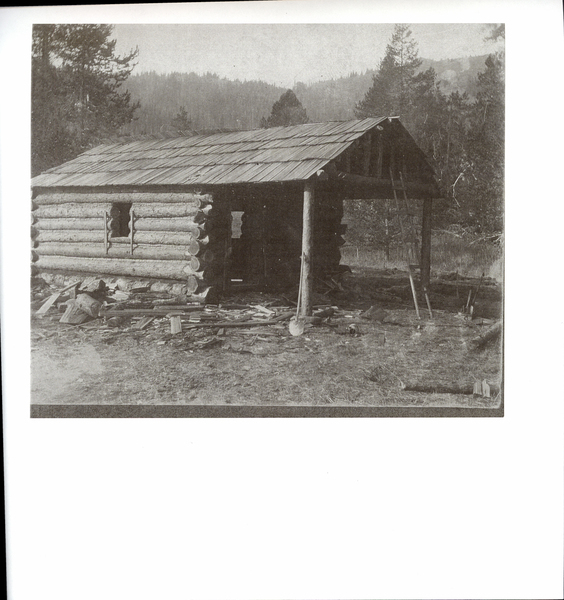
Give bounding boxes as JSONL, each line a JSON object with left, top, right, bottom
{"left": 32, "top": 117, "right": 391, "bottom": 188}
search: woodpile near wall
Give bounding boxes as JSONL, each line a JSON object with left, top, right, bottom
{"left": 31, "top": 190, "right": 229, "bottom": 301}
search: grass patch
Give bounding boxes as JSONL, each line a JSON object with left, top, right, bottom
{"left": 341, "top": 230, "right": 503, "bottom": 280}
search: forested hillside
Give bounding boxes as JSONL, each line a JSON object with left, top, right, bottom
{"left": 32, "top": 24, "right": 503, "bottom": 236}
{"left": 119, "top": 55, "right": 489, "bottom": 135}
{"left": 121, "top": 71, "right": 285, "bottom": 134}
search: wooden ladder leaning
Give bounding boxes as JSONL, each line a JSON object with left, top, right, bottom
{"left": 390, "top": 169, "right": 433, "bottom": 319}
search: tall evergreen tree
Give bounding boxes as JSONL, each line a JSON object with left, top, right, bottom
{"left": 355, "top": 24, "right": 423, "bottom": 121}
{"left": 31, "top": 24, "right": 139, "bottom": 175}
{"left": 464, "top": 53, "right": 504, "bottom": 232}
{"left": 261, "top": 89, "right": 309, "bottom": 128}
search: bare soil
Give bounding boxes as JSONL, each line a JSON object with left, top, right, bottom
{"left": 30, "top": 268, "right": 502, "bottom": 409}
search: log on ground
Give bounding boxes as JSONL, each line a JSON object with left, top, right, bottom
{"left": 403, "top": 383, "right": 500, "bottom": 396}
{"left": 469, "top": 322, "right": 502, "bottom": 349}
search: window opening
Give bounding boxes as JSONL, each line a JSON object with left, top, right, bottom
{"left": 231, "top": 211, "right": 243, "bottom": 239}
{"left": 109, "top": 202, "right": 132, "bottom": 237}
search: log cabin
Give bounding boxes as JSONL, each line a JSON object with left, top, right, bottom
{"left": 31, "top": 117, "right": 440, "bottom": 313}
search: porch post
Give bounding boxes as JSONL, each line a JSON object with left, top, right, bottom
{"left": 420, "top": 196, "right": 433, "bottom": 289}
{"left": 300, "top": 179, "right": 315, "bottom": 317}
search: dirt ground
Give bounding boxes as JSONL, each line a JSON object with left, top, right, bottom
{"left": 30, "top": 267, "right": 503, "bottom": 410}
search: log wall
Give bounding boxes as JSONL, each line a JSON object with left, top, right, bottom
{"left": 31, "top": 190, "right": 229, "bottom": 298}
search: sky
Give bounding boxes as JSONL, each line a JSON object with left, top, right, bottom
{"left": 113, "top": 23, "right": 503, "bottom": 88}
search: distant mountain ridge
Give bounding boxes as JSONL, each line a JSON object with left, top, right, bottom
{"left": 120, "top": 54, "right": 491, "bottom": 136}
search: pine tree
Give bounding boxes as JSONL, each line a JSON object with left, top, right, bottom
{"left": 31, "top": 24, "right": 139, "bottom": 175}
{"left": 261, "top": 89, "right": 309, "bottom": 128}
{"left": 355, "top": 24, "right": 422, "bottom": 121}
{"left": 171, "top": 106, "right": 192, "bottom": 132}
{"left": 464, "top": 53, "right": 505, "bottom": 232}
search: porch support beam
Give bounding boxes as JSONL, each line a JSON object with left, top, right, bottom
{"left": 420, "top": 196, "right": 433, "bottom": 290}
{"left": 300, "top": 179, "right": 315, "bottom": 317}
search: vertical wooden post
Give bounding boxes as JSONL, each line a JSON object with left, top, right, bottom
{"left": 362, "top": 132, "right": 372, "bottom": 176}
{"left": 344, "top": 149, "right": 351, "bottom": 173}
{"left": 103, "top": 212, "right": 109, "bottom": 254}
{"left": 129, "top": 208, "right": 135, "bottom": 255}
{"left": 223, "top": 197, "right": 232, "bottom": 293}
{"left": 300, "top": 179, "right": 315, "bottom": 317}
{"left": 376, "top": 132, "right": 384, "bottom": 178}
{"left": 389, "top": 142, "right": 396, "bottom": 179}
{"left": 420, "top": 197, "right": 433, "bottom": 290}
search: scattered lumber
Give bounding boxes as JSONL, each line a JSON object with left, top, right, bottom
{"left": 59, "top": 300, "right": 90, "bottom": 324}
{"left": 75, "top": 293, "right": 102, "bottom": 318}
{"left": 170, "top": 316, "right": 182, "bottom": 334}
{"left": 35, "top": 280, "right": 81, "bottom": 315}
{"left": 102, "top": 306, "right": 204, "bottom": 316}
{"left": 36, "top": 292, "right": 62, "bottom": 315}
{"left": 184, "top": 311, "right": 294, "bottom": 330}
{"left": 79, "top": 277, "right": 106, "bottom": 294}
{"left": 133, "top": 316, "right": 155, "bottom": 330}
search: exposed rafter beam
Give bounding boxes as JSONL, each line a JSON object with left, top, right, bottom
{"left": 332, "top": 170, "right": 440, "bottom": 199}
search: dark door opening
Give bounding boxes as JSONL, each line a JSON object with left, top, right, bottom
{"left": 229, "top": 210, "right": 245, "bottom": 282}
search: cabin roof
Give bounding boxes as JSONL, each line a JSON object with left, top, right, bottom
{"left": 32, "top": 117, "right": 428, "bottom": 188}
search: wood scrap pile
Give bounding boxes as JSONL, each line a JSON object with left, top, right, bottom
{"left": 32, "top": 277, "right": 357, "bottom": 342}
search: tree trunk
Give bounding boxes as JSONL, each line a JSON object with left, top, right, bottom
{"left": 300, "top": 179, "right": 315, "bottom": 317}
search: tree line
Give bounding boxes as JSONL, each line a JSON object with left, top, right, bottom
{"left": 31, "top": 24, "right": 504, "bottom": 235}
{"left": 32, "top": 25, "right": 139, "bottom": 175}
